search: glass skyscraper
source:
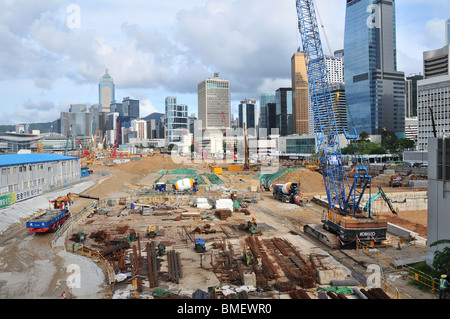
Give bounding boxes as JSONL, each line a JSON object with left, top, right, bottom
{"left": 344, "top": 0, "right": 405, "bottom": 137}
{"left": 260, "top": 93, "right": 276, "bottom": 130}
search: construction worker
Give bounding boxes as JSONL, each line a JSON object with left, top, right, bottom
{"left": 440, "top": 275, "right": 450, "bottom": 299}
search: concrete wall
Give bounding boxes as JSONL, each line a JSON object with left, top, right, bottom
{"left": 426, "top": 138, "right": 450, "bottom": 265}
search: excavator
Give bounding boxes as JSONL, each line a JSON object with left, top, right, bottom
{"left": 364, "top": 186, "right": 398, "bottom": 216}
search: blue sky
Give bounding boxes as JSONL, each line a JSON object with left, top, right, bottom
{"left": 0, "top": 0, "right": 449, "bottom": 126}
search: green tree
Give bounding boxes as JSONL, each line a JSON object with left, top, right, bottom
{"left": 431, "top": 240, "right": 450, "bottom": 275}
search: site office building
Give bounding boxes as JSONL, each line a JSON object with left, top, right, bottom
{"left": 0, "top": 154, "right": 81, "bottom": 204}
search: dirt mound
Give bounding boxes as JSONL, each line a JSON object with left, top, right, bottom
{"left": 377, "top": 210, "right": 428, "bottom": 237}
{"left": 277, "top": 168, "right": 326, "bottom": 195}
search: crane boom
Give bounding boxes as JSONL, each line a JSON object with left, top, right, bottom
{"left": 296, "top": 0, "right": 371, "bottom": 216}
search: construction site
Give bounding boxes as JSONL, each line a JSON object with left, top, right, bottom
{"left": 0, "top": 0, "right": 437, "bottom": 303}
{"left": 45, "top": 152, "right": 430, "bottom": 300}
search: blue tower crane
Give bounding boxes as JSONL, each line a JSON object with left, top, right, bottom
{"left": 296, "top": 0, "right": 387, "bottom": 246}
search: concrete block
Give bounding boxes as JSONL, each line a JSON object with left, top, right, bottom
{"left": 316, "top": 266, "right": 347, "bottom": 285}
{"left": 215, "top": 198, "right": 233, "bottom": 211}
{"left": 194, "top": 198, "right": 212, "bottom": 209}
{"left": 387, "top": 222, "right": 418, "bottom": 239}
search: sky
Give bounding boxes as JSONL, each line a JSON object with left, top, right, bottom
{"left": 0, "top": 0, "right": 449, "bottom": 126}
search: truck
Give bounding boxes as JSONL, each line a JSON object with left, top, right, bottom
{"left": 26, "top": 209, "right": 70, "bottom": 233}
{"left": 173, "top": 178, "right": 198, "bottom": 193}
{"left": 273, "top": 183, "right": 303, "bottom": 205}
{"left": 155, "top": 183, "right": 167, "bottom": 192}
{"left": 27, "top": 193, "right": 100, "bottom": 234}
{"left": 388, "top": 175, "right": 403, "bottom": 187}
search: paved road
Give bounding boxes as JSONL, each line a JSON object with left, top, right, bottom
{"left": 0, "top": 179, "right": 108, "bottom": 299}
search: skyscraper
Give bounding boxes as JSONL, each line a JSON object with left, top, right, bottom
{"left": 275, "top": 88, "right": 293, "bottom": 136}
{"left": 99, "top": 69, "right": 115, "bottom": 113}
{"left": 291, "top": 50, "right": 310, "bottom": 135}
{"left": 197, "top": 73, "right": 230, "bottom": 131}
{"left": 446, "top": 19, "right": 450, "bottom": 45}
{"left": 238, "top": 98, "right": 257, "bottom": 130}
{"left": 259, "top": 93, "right": 276, "bottom": 130}
{"left": 165, "top": 96, "right": 188, "bottom": 144}
{"left": 344, "top": 0, "right": 405, "bottom": 136}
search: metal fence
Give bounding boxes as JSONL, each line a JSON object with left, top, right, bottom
{"left": 357, "top": 241, "right": 440, "bottom": 297}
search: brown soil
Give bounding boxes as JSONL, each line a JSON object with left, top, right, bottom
{"left": 377, "top": 210, "right": 428, "bottom": 238}
{"left": 277, "top": 168, "right": 326, "bottom": 195}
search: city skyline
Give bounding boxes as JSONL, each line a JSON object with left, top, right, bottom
{"left": 0, "top": 1, "right": 449, "bottom": 125}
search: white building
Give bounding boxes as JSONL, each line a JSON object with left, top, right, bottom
{"left": 325, "top": 55, "right": 344, "bottom": 84}
{"left": 198, "top": 73, "right": 231, "bottom": 131}
{"left": 405, "top": 117, "right": 418, "bottom": 148}
{"left": 0, "top": 154, "right": 81, "bottom": 208}
{"left": 417, "top": 74, "right": 450, "bottom": 151}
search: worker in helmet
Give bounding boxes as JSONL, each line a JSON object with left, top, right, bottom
{"left": 440, "top": 275, "right": 450, "bottom": 299}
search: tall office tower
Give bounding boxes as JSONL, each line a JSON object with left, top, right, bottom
{"left": 291, "top": 50, "right": 310, "bottom": 135}
{"left": 275, "top": 88, "right": 293, "bottom": 136}
{"left": 238, "top": 99, "right": 257, "bottom": 130}
{"left": 446, "top": 19, "right": 450, "bottom": 45}
{"left": 165, "top": 96, "right": 189, "bottom": 144}
{"left": 99, "top": 69, "right": 115, "bottom": 113}
{"left": 123, "top": 97, "right": 140, "bottom": 119}
{"left": 405, "top": 74, "right": 424, "bottom": 117}
{"left": 344, "top": 0, "right": 405, "bottom": 136}
{"left": 260, "top": 93, "right": 276, "bottom": 130}
{"left": 197, "top": 73, "right": 230, "bottom": 131}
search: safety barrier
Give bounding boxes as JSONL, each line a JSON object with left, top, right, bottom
{"left": 357, "top": 241, "right": 440, "bottom": 295}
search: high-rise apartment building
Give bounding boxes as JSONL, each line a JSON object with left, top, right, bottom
{"left": 291, "top": 51, "right": 310, "bottom": 135}
{"left": 325, "top": 55, "right": 344, "bottom": 84}
{"left": 165, "top": 96, "right": 189, "bottom": 144}
{"left": 198, "top": 73, "right": 230, "bottom": 131}
{"left": 99, "top": 69, "right": 115, "bottom": 113}
{"left": 238, "top": 99, "right": 257, "bottom": 130}
{"left": 344, "top": 0, "right": 405, "bottom": 136}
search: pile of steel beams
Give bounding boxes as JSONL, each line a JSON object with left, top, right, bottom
{"left": 168, "top": 250, "right": 182, "bottom": 284}
{"left": 360, "top": 288, "right": 391, "bottom": 299}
